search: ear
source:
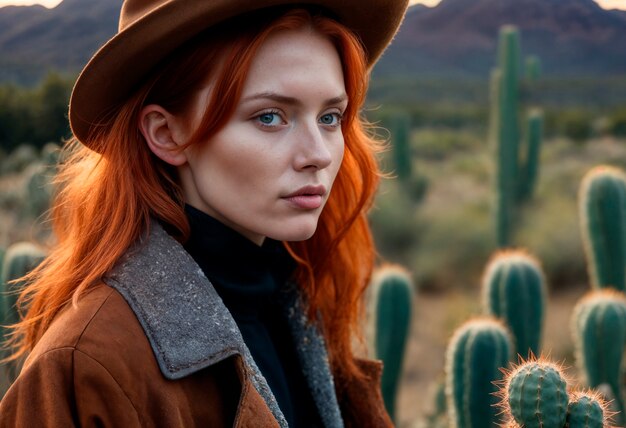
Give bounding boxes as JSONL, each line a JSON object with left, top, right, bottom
{"left": 139, "top": 104, "right": 188, "bottom": 166}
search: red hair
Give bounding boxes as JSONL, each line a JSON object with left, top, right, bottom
{"left": 7, "top": 8, "right": 382, "bottom": 389}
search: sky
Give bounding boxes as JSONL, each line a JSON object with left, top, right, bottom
{"left": 0, "top": 0, "right": 625, "bottom": 10}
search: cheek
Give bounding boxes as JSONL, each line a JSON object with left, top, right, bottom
{"left": 330, "top": 141, "right": 346, "bottom": 182}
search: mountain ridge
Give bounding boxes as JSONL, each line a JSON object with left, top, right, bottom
{"left": 1, "top": 0, "right": 625, "bottom": 84}
{"left": 378, "top": 0, "right": 626, "bottom": 77}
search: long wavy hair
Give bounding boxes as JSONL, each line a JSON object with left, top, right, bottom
{"left": 6, "top": 7, "right": 383, "bottom": 388}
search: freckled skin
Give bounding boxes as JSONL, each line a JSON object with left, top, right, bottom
{"left": 176, "top": 28, "right": 346, "bottom": 245}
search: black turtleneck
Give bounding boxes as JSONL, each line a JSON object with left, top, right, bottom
{"left": 182, "top": 204, "right": 322, "bottom": 427}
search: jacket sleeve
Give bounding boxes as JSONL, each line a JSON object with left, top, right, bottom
{"left": 0, "top": 348, "right": 141, "bottom": 427}
{"left": 337, "top": 357, "right": 393, "bottom": 428}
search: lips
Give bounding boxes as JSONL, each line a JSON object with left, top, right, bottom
{"left": 282, "top": 185, "right": 327, "bottom": 209}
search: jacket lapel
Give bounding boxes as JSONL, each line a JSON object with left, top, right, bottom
{"left": 104, "top": 221, "right": 287, "bottom": 427}
{"left": 278, "top": 288, "right": 344, "bottom": 428}
{"left": 104, "top": 220, "right": 344, "bottom": 428}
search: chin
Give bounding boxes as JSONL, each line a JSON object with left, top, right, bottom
{"left": 269, "top": 220, "right": 318, "bottom": 242}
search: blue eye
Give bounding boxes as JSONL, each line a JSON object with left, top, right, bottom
{"left": 257, "top": 112, "right": 282, "bottom": 126}
{"left": 320, "top": 113, "right": 342, "bottom": 127}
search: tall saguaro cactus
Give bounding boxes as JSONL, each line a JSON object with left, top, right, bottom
{"left": 391, "top": 113, "right": 412, "bottom": 182}
{"left": 445, "top": 317, "right": 512, "bottom": 427}
{"left": 579, "top": 166, "right": 626, "bottom": 292}
{"left": 572, "top": 289, "right": 626, "bottom": 425}
{"left": 491, "top": 26, "right": 544, "bottom": 248}
{"left": 482, "top": 249, "right": 546, "bottom": 359}
{"left": 368, "top": 264, "right": 413, "bottom": 423}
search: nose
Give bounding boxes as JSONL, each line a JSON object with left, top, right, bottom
{"left": 293, "top": 122, "right": 333, "bottom": 171}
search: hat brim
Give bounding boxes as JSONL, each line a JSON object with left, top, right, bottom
{"left": 69, "top": 0, "right": 408, "bottom": 145}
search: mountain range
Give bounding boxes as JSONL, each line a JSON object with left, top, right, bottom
{"left": 0, "top": 0, "right": 625, "bottom": 85}
{"left": 376, "top": 0, "right": 626, "bottom": 77}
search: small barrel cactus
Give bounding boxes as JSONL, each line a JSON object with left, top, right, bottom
{"left": 482, "top": 249, "right": 546, "bottom": 359}
{"left": 571, "top": 289, "right": 626, "bottom": 424}
{"left": 567, "top": 390, "right": 613, "bottom": 428}
{"left": 579, "top": 166, "right": 626, "bottom": 292}
{"left": 445, "top": 317, "right": 512, "bottom": 427}
{"left": 368, "top": 264, "right": 413, "bottom": 423}
{"left": 499, "top": 358, "right": 569, "bottom": 428}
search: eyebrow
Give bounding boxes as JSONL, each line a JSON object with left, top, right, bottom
{"left": 241, "top": 91, "right": 348, "bottom": 107}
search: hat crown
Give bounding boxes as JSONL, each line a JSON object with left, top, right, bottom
{"left": 119, "top": 0, "right": 171, "bottom": 32}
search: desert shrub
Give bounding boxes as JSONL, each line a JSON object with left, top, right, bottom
{"left": 370, "top": 180, "right": 424, "bottom": 267}
{"left": 412, "top": 129, "right": 483, "bottom": 161}
{"left": 0, "top": 73, "right": 72, "bottom": 151}
{"left": 411, "top": 200, "right": 493, "bottom": 292}
{"left": 608, "top": 107, "right": 626, "bottom": 137}
{"left": 0, "top": 145, "right": 38, "bottom": 175}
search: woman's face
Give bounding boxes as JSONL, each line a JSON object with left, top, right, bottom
{"left": 177, "top": 28, "right": 347, "bottom": 245}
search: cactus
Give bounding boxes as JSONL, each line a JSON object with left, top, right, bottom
{"left": 571, "top": 289, "right": 626, "bottom": 424}
{"left": 368, "top": 264, "right": 413, "bottom": 423}
{"left": 567, "top": 390, "right": 613, "bottom": 428}
{"left": 518, "top": 110, "right": 543, "bottom": 202}
{"left": 491, "top": 26, "right": 544, "bottom": 247}
{"left": 579, "top": 166, "right": 626, "bottom": 292}
{"left": 445, "top": 317, "right": 512, "bottom": 427}
{"left": 1, "top": 241, "right": 46, "bottom": 395}
{"left": 525, "top": 55, "right": 541, "bottom": 82}
{"left": 499, "top": 358, "right": 569, "bottom": 428}
{"left": 1, "top": 242, "right": 46, "bottom": 329}
{"left": 23, "top": 162, "right": 55, "bottom": 219}
{"left": 482, "top": 249, "right": 546, "bottom": 358}
{"left": 390, "top": 113, "right": 412, "bottom": 182}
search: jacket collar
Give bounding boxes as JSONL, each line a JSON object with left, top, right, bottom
{"left": 104, "top": 220, "right": 344, "bottom": 428}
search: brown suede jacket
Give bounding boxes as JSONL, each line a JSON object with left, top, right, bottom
{"left": 0, "top": 222, "right": 392, "bottom": 427}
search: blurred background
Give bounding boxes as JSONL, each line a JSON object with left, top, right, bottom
{"left": 1, "top": 0, "right": 626, "bottom": 426}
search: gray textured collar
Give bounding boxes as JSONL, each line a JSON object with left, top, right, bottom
{"left": 104, "top": 220, "right": 343, "bottom": 428}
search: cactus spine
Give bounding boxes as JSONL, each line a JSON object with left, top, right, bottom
{"left": 498, "top": 358, "right": 614, "bottom": 428}
{"left": 501, "top": 358, "right": 569, "bottom": 428}
{"left": 482, "top": 250, "right": 546, "bottom": 358}
{"left": 567, "top": 390, "right": 611, "bottom": 428}
{"left": 572, "top": 289, "right": 626, "bottom": 424}
{"left": 445, "top": 317, "right": 512, "bottom": 427}
{"left": 579, "top": 166, "right": 626, "bottom": 291}
{"left": 368, "top": 265, "right": 413, "bottom": 423}
{"left": 491, "top": 26, "right": 544, "bottom": 247}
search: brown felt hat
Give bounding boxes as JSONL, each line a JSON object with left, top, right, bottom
{"left": 69, "top": 0, "right": 409, "bottom": 147}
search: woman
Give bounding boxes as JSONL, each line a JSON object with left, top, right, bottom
{"left": 0, "top": 0, "right": 408, "bottom": 426}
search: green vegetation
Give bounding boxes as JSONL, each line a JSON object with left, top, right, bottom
{"left": 505, "top": 360, "right": 568, "bottom": 428}
{"left": 0, "top": 73, "right": 72, "bottom": 151}
{"left": 482, "top": 250, "right": 546, "bottom": 358}
{"left": 567, "top": 392, "right": 607, "bottom": 428}
{"left": 490, "top": 26, "right": 544, "bottom": 247}
{"left": 445, "top": 317, "right": 512, "bottom": 427}
{"left": 579, "top": 166, "right": 626, "bottom": 291}
{"left": 572, "top": 289, "right": 626, "bottom": 424}
{"left": 368, "top": 265, "right": 414, "bottom": 423}
{"left": 498, "top": 358, "right": 612, "bottom": 428}
{"left": 0, "top": 241, "right": 47, "bottom": 396}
